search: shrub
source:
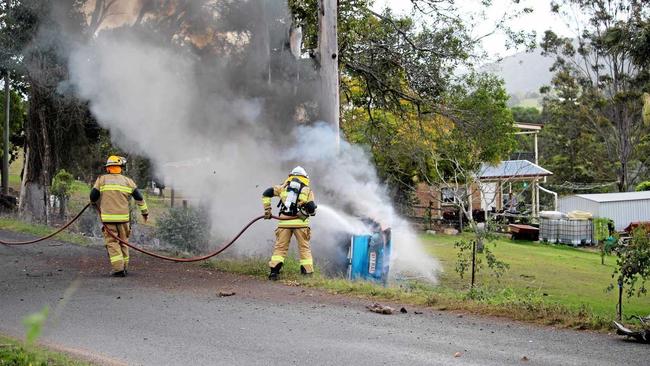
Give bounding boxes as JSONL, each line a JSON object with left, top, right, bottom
{"left": 155, "top": 207, "right": 211, "bottom": 253}
{"left": 51, "top": 169, "right": 74, "bottom": 218}
{"left": 51, "top": 169, "right": 74, "bottom": 199}
{"left": 636, "top": 181, "right": 650, "bottom": 191}
{"left": 613, "top": 227, "right": 650, "bottom": 298}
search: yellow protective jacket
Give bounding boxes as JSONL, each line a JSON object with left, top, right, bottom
{"left": 90, "top": 174, "right": 148, "bottom": 223}
{"left": 262, "top": 175, "right": 316, "bottom": 228}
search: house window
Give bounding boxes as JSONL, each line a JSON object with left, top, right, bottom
{"left": 441, "top": 187, "right": 466, "bottom": 205}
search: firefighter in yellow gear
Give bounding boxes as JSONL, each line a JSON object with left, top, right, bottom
{"left": 90, "top": 156, "right": 149, "bottom": 277}
{"left": 262, "top": 166, "right": 317, "bottom": 280}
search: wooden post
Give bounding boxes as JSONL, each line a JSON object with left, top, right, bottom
{"left": 317, "top": 0, "right": 340, "bottom": 145}
{"left": 617, "top": 279, "right": 623, "bottom": 321}
{"left": 170, "top": 188, "right": 175, "bottom": 208}
{"left": 471, "top": 240, "right": 476, "bottom": 288}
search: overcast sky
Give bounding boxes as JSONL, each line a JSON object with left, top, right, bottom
{"left": 373, "top": 0, "right": 575, "bottom": 58}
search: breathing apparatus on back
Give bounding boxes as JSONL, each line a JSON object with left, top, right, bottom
{"left": 279, "top": 166, "right": 310, "bottom": 216}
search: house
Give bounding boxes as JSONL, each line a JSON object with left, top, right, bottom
{"left": 414, "top": 159, "right": 554, "bottom": 220}
{"left": 477, "top": 159, "right": 554, "bottom": 216}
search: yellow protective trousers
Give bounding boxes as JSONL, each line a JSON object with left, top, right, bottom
{"left": 268, "top": 227, "right": 313, "bottom": 273}
{"left": 103, "top": 223, "right": 131, "bottom": 272}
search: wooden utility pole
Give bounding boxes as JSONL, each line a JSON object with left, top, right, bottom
{"left": 317, "top": 0, "right": 340, "bottom": 145}
{"left": 2, "top": 71, "right": 9, "bottom": 195}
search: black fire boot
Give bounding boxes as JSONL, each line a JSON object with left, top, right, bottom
{"left": 112, "top": 270, "right": 126, "bottom": 278}
{"left": 268, "top": 263, "right": 283, "bottom": 281}
{"left": 300, "top": 266, "right": 313, "bottom": 277}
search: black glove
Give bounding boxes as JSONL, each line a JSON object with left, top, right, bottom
{"left": 264, "top": 208, "right": 272, "bottom": 220}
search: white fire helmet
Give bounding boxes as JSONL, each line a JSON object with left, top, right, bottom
{"left": 290, "top": 166, "right": 308, "bottom": 178}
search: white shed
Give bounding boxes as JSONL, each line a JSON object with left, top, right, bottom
{"left": 558, "top": 191, "right": 650, "bottom": 230}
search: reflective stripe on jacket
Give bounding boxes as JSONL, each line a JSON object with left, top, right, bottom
{"left": 92, "top": 174, "right": 148, "bottom": 223}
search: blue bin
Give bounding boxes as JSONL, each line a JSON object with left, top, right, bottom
{"left": 348, "top": 229, "right": 392, "bottom": 285}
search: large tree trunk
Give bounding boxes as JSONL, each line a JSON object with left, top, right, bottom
{"left": 317, "top": 0, "right": 340, "bottom": 142}
{"left": 19, "top": 77, "right": 56, "bottom": 223}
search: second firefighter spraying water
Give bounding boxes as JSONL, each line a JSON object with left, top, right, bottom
{"left": 262, "top": 166, "right": 317, "bottom": 280}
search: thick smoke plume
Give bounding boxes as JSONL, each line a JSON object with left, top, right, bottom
{"left": 63, "top": 0, "right": 440, "bottom": 281}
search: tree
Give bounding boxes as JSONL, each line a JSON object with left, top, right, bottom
{"left": 541, "top": 0, "right": 650, "bottom": 191}
{"left": 429, "top": 74, "right": 516, "bottom": 289}
{"left": 612, "top": 227, "right": 650, "bottom": 320}
{"left": 511, "top": 106, "right": 541, "bottom": 124}
{"left": 539, "top": 71, "right": 614, "bottom": 190}
{"left": 0, "top": 1, "right": 106, "bottom": 222}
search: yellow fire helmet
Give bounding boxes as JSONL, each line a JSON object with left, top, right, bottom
{"left": 105, "top": 155, "right": 127, "bottom": 167}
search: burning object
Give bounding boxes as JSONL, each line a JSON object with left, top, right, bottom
{"left": 347, "top": 219, "right": 392, "bottom": 285}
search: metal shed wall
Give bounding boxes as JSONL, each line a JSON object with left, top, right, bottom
{"left": 599, "top": 200, "right": 650, "bottom": 230}
{"left": 558, "top": 196, "right": 599, "bottom": 214}
{"left": 559, "top": 196, "right": 650, "bottom": 230}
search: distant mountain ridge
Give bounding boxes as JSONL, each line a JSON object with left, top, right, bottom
{"left": 482, "top": 48, "right": 556, "bottom": 107}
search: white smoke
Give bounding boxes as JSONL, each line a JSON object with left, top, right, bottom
{"left": 64, "top": 1, "right": 440, "bottom": 282}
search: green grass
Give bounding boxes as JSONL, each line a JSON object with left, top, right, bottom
{"left": 0, "top": 335, "right": 93, "bottom": 366}
{"left": 421, "top": 233, "right": 650, "bottom": 318}
{"left": 0, "top": 217, "right": 90, "bottom": 246}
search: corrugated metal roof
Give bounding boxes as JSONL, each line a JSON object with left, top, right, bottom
{"left": 478, "top": 160, "right": 553, "bottom": 180}
{"left": 575, "top": 191, "right": 650, "bottom": 203}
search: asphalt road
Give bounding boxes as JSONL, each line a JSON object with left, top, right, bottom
{"left": 1, "top": 230, "right": 647, "bottom": 366}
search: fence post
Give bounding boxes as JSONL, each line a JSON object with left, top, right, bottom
{"left": 471, "top": 240, "right": 476, "bottom": 288}
{"left": 427, "top": 201, "right": 433, "bottom": 230}
{"left": 617, "top": 279, "right": 623, "bottom": 321}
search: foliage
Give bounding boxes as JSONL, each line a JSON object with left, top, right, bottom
{"left": 437, "top": 73, "right": 516, "bottom": 171}
{"left": 0, "top": 0, "right": 106, "bottom": 214}
{"left": 593, "top": 218, "right": 612, "bottom": 242}
{"left": 155, "top": 206, "right": 211, "bottom": 253}
{"left": 22, "top": 306, "right": 49, "bottom": 346}
{"left": 292, "top": 1, "right": 524, "bottom": 201}
{"left": 511, "top": 106, "right": 542, "bottom": 124}
{"left": 454, "top": 238, "right": 510, "bottom": 287}
{"left": 342, "top": 104, "right": 446, "bottom": 202}
{"left": 540, "top": 0, "right": 650, "bottom": 191}
{"left": 594, "top": 217, "right": 616, "bottom": 265}
{"left": 613, "top": 228, "right": 650, "bottom": 298}
{"left": 0, "top": 335, "right": 91, "bottom": 366}
{"left": 291, "top": 1, "right": 471, "bottom": 111}
{"left": 51, "top": 169, "right": 74, "bottom": 199}
{"left": 635, "top": 181, "right": 650, "bottom": 192}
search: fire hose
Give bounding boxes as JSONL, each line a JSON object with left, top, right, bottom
{"left": 0, "top": 203, "right": 294, "bottom": 263}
